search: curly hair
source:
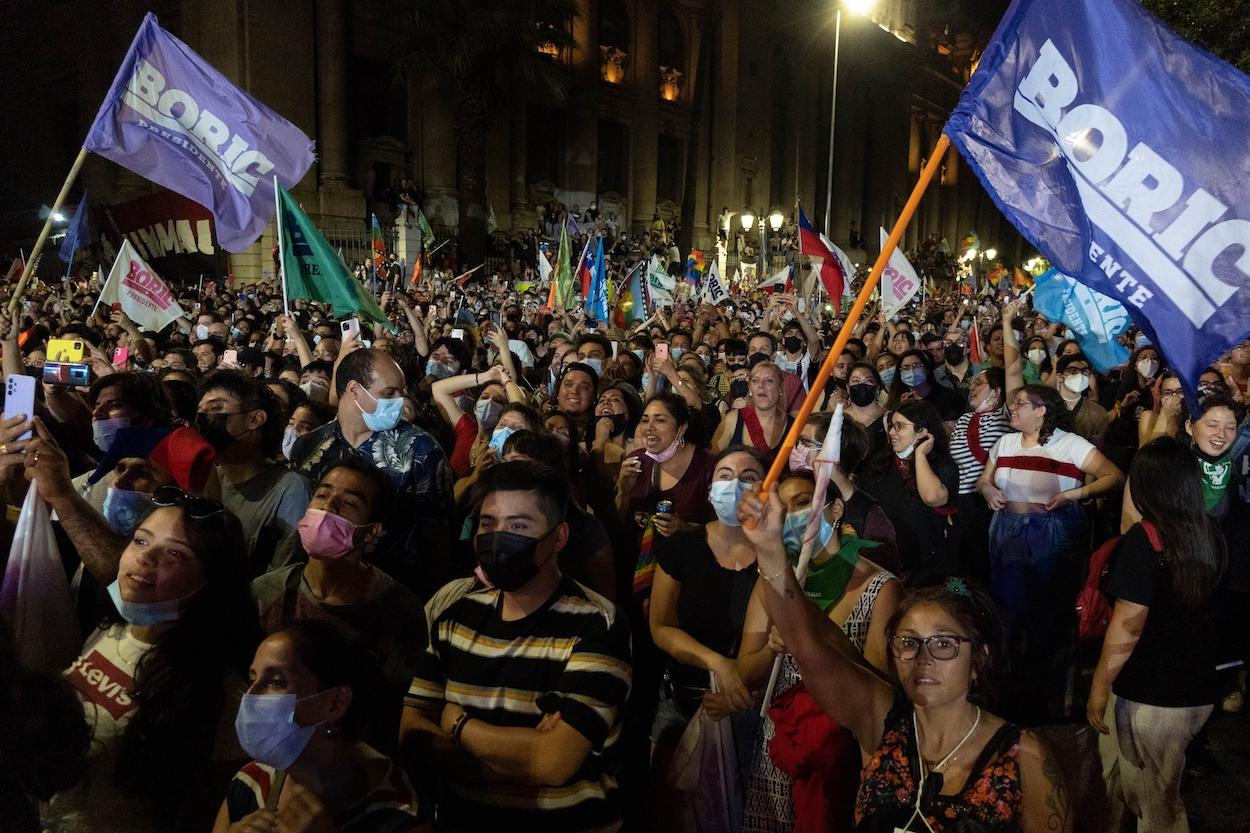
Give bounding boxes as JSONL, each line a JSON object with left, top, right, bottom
{"left": 1019, "top": 383, "right": 1070, "bottom": 445}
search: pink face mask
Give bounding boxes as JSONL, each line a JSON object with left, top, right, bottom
{"left": 788, "top": 444, "right": 814, "bottom": 472}
{"left": 645, "top": 436, "right": 682, "bottom": 464}
{"left": 297, "top": 509, "right": 361, "bottom": 560}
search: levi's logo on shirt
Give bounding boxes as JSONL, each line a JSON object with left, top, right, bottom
{"left": 67, "top": 650, "right": 136, "bottom": 721}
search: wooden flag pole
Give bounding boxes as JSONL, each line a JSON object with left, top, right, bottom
{"left": 10, "top": 146, "right": 89, "bottom": 314}
{"left": 754, "top": 134, "right": 951, "bottom": 505}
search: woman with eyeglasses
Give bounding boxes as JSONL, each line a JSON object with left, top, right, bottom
{"left": 1088, "top": 438, "right": 1226, "bottom": 833}
{"left": 47, "top": 487, "right": 258, "bottom": 833}
{"left": 857, "top": 401, "right": 959, "bottom": 584}
{"left": 977, "top": 384, "right": 1123, "bottom": 723}
{"left": 736, "top": 489, "right": 1072, "bottom": 833}
{"left": 1136, "top": 370, "right": 1185, "bottom": 446}
{"left": 884, "top": 350, "right": 965, "bottom": 424}
{"left": 212, "top": 620, "right": 427, "bottom": 833}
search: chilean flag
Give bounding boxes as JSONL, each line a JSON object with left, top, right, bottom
{"left": 576, "top": 236, "right": 594, "bottom": 297}
{"left": 797, "top": 207, "right": 853, "bottom": 309}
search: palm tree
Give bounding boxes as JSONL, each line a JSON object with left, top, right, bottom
{"left": 400, "top": 0, "right": 577, "bottom": 268}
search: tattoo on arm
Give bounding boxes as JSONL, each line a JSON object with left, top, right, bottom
{"left": 1041, "top": 754, "right": 1071, "bottom": 832}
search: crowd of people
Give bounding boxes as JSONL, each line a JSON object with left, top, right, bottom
{"left": 0, "top": 234, "right": 1247, "bottom": 833}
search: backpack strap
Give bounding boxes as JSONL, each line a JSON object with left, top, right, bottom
{"left": 280, "top": 564, "right": 306, "bottom": 627}
{"left": 1140, "top": 518, "right": 1163, "bottom": 552}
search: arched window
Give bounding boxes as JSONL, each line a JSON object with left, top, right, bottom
{"left": 658, "top": 12, "right": 684, "bottom": 101}
{"left": 599, "top": 0, "right": 629, "bottom": 83}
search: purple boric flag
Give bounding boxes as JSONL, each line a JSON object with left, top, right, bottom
{"left": 84, "top": 13, "right": 315, "bottom": 253}
{"left": 944, "top": 0, "right": 1250, "bottom": 396}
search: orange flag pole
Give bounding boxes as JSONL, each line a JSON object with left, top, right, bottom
{"left": 755, "top": 134, "right": 951, "bottom": 504}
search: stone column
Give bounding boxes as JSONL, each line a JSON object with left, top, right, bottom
{"left": 566, "top": 0, "right": 599, "bottom": 208}
{"left": 510, "top": 97, "right": 529, "bottom": 219}
{"left": 315, "top": 0, "right": 349, "bottom": 185}
{"left": 420, "top": 78, "right": 460, "bottom": 231}
{"left": 630, "top": 2, "right": 659, "bottom": 232}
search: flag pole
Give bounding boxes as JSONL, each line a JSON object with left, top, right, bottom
{"left": 10, "top": 146, "right": 88, "bottom": 314}
{"left": 754, "top": 134, "right": 951, "bottom": 505}
{"left": 274, "top": 176, "right": 291, "bottom": 316}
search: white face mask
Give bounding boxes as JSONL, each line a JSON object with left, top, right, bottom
{"left": 1063, "top": 373, "right": 1090, "bottom": 394}
{"left": 281, "top": 425, "right": 300, "bottom": 459}
{"left": 1027, "top": 348, "right": 1047, "bottom": 366}
{"left": 1136, "top": 358, "right": 1159, "bottom": 379}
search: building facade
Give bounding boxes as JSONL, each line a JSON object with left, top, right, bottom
{"left": 0, "top": 0, "right": 1020, "bottom": 281}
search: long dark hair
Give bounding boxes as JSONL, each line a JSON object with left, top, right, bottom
{"left": 112, "top": 505, "right": 259, "bottom": 818}
{"left": 1019, "top": 383, "right": 1069, "bottom": 445}
{"left": 860, "top": 400, "right": 951, "bottom": 489}
{"left": 885, "top": 349, "right": 937, "bottom": 409}
{"left": 1130, "top": 437, "right": 1226, "bottom": 609}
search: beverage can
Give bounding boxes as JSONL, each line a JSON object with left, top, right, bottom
{"left": 655, "top": 500, "right": 674, "bottom": 515}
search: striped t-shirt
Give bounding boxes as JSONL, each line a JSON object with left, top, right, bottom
{"left": 989, "top": 428, "right": 1095, "bottom": 505}
{"left": 950, "top": 410, "right": 1013, "bottom": 495}
{"left": 407, "top": 576, "right": 632, "bottom": 833}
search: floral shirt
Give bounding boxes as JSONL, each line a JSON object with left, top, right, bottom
{"left": 853, "top": 694, "right": 1023, "bottom": 832}
{"left": 290, "top": 420, "right": 454, "bottom": 598}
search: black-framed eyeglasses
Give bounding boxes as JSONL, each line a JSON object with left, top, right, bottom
{"left": 152, "top": 485, "right": 224, "bottom": 519}
{"left": 890, "top": 634, "right": 972, "bottom": 661}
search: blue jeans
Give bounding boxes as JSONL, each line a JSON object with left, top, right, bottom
{"left": 988, "top": 503, "right": 1087, "bottom": 720}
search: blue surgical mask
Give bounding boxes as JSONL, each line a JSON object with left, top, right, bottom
{"left": 281, "top": 425, "right": 300, "bottom": 459}
{"left": 475, "top": 398, "right": 503, "bottom": 430}
{"left": 671, "top": 347, "right": 686, "bottom": 360}
{"left": 900, "top": 368, "right": 925, "bottom": 388}
{"left": 356, "top": 387, "right": 404, "bottom": 432}
{"left": 102, "top": 487, "right": 155, "bottom": 536}
{"left": 782, "top": 506, "right": 837, "bottom": 555}
{"left": 234, "top": 693, "right": 317, "bottom": 769}
{"left": 107, "top": 579, "right": 183, "bottom": 626}
{"left": 581, "top": 357, "right": 604, "bottom": 375}
{"left": 709, "top": 479, "right": 748, "bottom": 526}
{"left": 879, "top": 366, "right": 897, "bottom": 387}
{"left": 230, "top": 326, "right": 242, "bottom": 342}
{"left": 92, "top": 415, "right": 132, "bottom": 453}
{"left": 426, "top": 359, "right": 455, "bottom": 380}
{"left": 631, "top": 349, "right": 645, "bottom": 361}
{"left": 960, "top": 319, "right": 971, "bottom": 330}
{"left": 312, "top": 334, "right": 322, "bottom": 345}
{"left": 489, "top": 425, "right": 516, "bottom": 456}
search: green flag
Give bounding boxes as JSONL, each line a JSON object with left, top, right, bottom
{"left": 555, "top": 223, "right": 575, "bottom": 311}
{"left": 277, "top": 186, "right": 393, "bottom": 331}
{"left": 417, "top": 208, "right": 434, "bottom": 248}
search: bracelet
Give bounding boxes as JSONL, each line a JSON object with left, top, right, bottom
{"left": 450, "top": 710, "right": 474, "bottom": 746}
{"left": 757, "top": 562, "right": 789, "bottom": 583}
{"left": 474, "top": 372, "right": 480, "bottom": 385}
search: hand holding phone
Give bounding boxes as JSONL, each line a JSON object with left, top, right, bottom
{"left": 3, "top": 375, "right": 35, "bottom": 441}
{"left": 654, "top": 343, "right": 670, "bottom": 363}
{"left": 340, "top": 318, "right": 361, "bottom": 340}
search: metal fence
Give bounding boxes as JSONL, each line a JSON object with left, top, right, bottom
{"left": 320, "top": 223, "right": 399, "bottom": 271}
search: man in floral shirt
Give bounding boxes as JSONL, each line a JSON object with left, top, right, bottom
{"left": 290, "top": 347, "right": 455, "bottom": 598}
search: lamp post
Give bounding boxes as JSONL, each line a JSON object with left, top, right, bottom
{"left": 740, "top": 210, "right": 755, "bottom": 280}
{"left": 824, "top": 0, "right": 877, "bottom": 239}
{"left": 768, "top": 210, "right": 784, "bottom": 274}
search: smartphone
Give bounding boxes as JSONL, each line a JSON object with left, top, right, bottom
{"left": 112, "top": 347, "right": 129, "bottom": 366}
{"left": 47, "top": 338, "right": 84, "bottom": 363}
{"left": 340, "top": 318, "right": 361, "bottom": 339}
{"left": 451, "top": 328, "right": 466, "bottom": 341}
{"left": 655, "top": 343, "right": 670, "bottom": 362}
{"left": 490, "top": 310, "right": 502, "bottom": 326}
{"left": 223, "top": 349, "right": 238, "bottom": 366}
{"left": 43, "top": 362, "right": 90, "bottom": 387}
{"left": 3, "top": 374, "right": 35, "bottom": 441}
{"left": 428, "top": 304, "right": 439, "bottom": 320}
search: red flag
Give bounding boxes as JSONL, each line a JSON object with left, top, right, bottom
{"left": 968, "top": 317, "right": 983, "bottom": 365}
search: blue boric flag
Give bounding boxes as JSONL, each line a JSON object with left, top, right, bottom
{"left": 944, "top": 0, "right": 1250, "bottom": 397}
{"left": 1033, "top": 268, "right": 1131, "bottom": 373}
{"left": 84, "top": 13, "right": 315, "bottom": 252}
{"left": 587, "top": 236, "right": 608, "bottom": 321}
{"left": 58, "top": 191, "right": 91, "bottom": 268}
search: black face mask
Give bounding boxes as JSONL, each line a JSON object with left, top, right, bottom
{"left": 475, "top": 529, "right": 552, "bottom": 591}
{"left": 944, "top": 344, "right": 966, "bottom": 365}
{"left": 195, "top": 412, "right": 237, "bottom": 451}
{"left": 849, "top": 383, "right": 878, "bottom": 407}
{"left": 783, "top": 336, "right": 803, "bottom": 354}
{"left": 601, "top": 412, "right": 628, "bottom": 435}
{"left": 729, "top": 379, "right": 750, "bottom": 399}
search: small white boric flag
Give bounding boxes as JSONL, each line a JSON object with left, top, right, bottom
{"left": 97, "top": 240, "right": 186, "bottom": 331}
{"left": 879, "top": 227, "right": 921, "bottom": 319}
{"left": 701, "top": 260, "right": 731, "bottom": 305}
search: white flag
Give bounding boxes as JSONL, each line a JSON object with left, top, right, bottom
{"left": 758, "top": 264, "right": 791, "bottom": 289}
{"left": 97, "top": 240, "right": 187, "bottom": 331}
{"left": 536, "top": 243, "right": 552, "bottom": 285}
{"left": 879, "top": 227, "right": 921, "bottom": 319}
{"left": 701, "top": 260, "right": 731, "bottom": 305}
{"left": 647, "top": 255, "right": 674, "bottom": 306}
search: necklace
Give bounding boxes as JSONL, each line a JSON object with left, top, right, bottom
{"left": 915, "top": 706, "right": 982, "bottom": 773}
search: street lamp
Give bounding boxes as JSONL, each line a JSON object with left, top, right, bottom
{"left": 984, "top": 248, "right": 998, "bottom": 261}
{"left": 768, "top": 211, "right": 784, "bottom": 273}
{"left": 739, "top": 210, "right": 755, "bottom": 231}
{"left": 824, "top": 0, "right": 877, "bottom": 239}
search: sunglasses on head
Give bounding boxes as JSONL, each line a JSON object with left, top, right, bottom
{"left": 152, "top": 485, "right": 224, "bottom": 519}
